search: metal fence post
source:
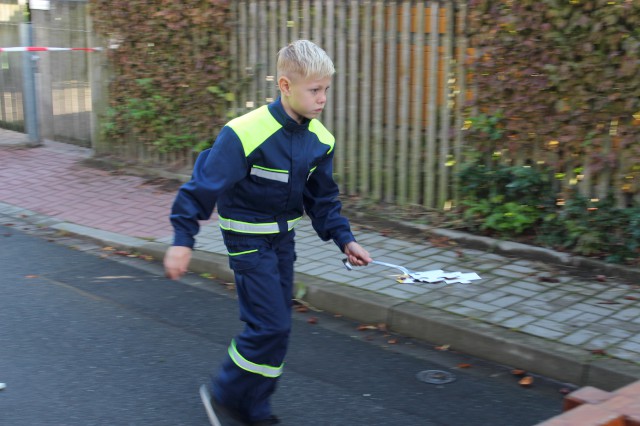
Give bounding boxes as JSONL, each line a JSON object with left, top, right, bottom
{"left": 20, "top": 22, "right": 41, "bottom": 146}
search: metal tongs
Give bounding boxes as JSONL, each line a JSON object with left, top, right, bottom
{"left": 342, "top": 258, "right": 416, "bottom": 277}
{"left": 342, "top": 258, "right": 481, "bottom": 284}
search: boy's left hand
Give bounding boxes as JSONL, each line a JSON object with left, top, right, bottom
{"left": 344, "top": 241, "right": 372, "bottom": 266}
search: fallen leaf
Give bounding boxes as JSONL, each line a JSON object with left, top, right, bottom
{"left": 596, "top": 275, "right": 607, "bottom": 282}
{"left": 357, "top": 324, "right": 378, "bottom": 331}
{"left": 624, "top": 296, "right": 638, "bottom": 301}
{"left": 435, "top": 344, "right": 450, "bottom": 351}
{"left": 377, "top": 323, "right": 388, "bottom": 332}
{"left": 102, "top": 246, "right": 116, "bottom": 251}
{"left": 519, "top": 376, "right": 534, "bottom": 387}
{"left": 25, "top": 274, "right": 38, "bottom": 278}
{"left": 307, "top": 317, "right": 318, "bottom": 325}
{"left": 590, "top": 349, "right": 607, "bottom": 356}
{"left": 139, "top": 255, "right": 154, "bottom": 261}
{"left": 539, "top": 276, "right": 560, "bottom": 283}
{"left": 114, "top": 251, "right": 130, "bottom": 256}
{"left": 294, "top": 305, "right": 309, "bottom": 313}
{"left": 511, "top": 369, "right": 526, "bottom": 376}
{"left": 387, "top": 339, "right": 398, "bottom": 344}
{"left": 457, "top": 363, "right": 472, "bottom": 369}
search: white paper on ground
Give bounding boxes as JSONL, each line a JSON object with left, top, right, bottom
{"left": 398, "top": 270, "right": 482, "bottom": 285}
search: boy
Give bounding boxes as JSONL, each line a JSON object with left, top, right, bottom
{"left": 164, "top": 40, "right": 371, "bottom": 425}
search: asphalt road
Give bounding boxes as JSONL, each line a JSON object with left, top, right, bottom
{"left": 0, "top": 222, "right": 567, "bottom": 425}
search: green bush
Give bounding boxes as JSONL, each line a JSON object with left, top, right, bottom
{"left": 90, "top": 0, "right": 234, "bottom": 154}
{"left": 458, "top": 162, "right": 553, "bottom": 237}
{"left": 537, "top": 193, "right": 640, "bottom": 264}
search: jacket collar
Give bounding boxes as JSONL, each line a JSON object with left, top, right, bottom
{"left": 268, "top": 97, "right": 310, "bottom": 132}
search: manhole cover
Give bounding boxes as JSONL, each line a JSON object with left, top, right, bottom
{"left": 416, "top": 370, "right": 456, "bottom": 385}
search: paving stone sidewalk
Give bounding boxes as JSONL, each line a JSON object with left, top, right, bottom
{"left": 1, "top": 131, "right": 639, "bottom": 391}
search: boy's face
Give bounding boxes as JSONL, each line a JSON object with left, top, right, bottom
{"left": 279, "top": 74, "right": 332, "bottom": 123}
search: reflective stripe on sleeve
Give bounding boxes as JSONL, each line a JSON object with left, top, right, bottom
{"left": 228, "top": 249, "right": 258, "bottom": 256}
{"left": 228, "top": 339, "right": 283, "bottom": 378}
{"left": 250, "top": 165, "right": 289, "bottom": 183}
{"left": 218, "top": 216, "right": 302, "bottom": 234}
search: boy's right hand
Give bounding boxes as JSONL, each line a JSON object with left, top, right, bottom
{"left": 164, "top": 246, "right": 193, "bottom": 280}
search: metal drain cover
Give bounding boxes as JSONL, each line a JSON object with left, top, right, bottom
{"left": 416, "top": 370, "right": 456, "bottom": 384}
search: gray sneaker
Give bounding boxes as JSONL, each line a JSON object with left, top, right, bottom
{"left": 199, "top": 384, "right": 222, "bottom": 426}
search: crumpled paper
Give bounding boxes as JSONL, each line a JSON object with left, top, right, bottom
{"left": 396, "top": 270, "right": 481, "bottom": 284}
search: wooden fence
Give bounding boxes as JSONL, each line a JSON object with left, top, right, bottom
{"left": 3, "top": 1, "right": 634, "bottom": 209}
{"left": 230, "top": 0, "right": 470, "bottom": 209}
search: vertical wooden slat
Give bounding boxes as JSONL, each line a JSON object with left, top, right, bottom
{"left": 371, "top": 0, "right": 385, "bottom": 200}
{"left": 324, "top": 0, "right": 335, "bottom": 135}
{"left": 580, "top": 154, "right": 592, "bottom": 198}
{"left": 238, "top": 1, "right": 249, "bottom": 109}
{"left": 267, "top": 0, "right": 278, "bottom": 102}
{"left": 245, "top": 2, "right": 257, "bottom": 109}
{"left": 359, "top": 1, "right": 372, "bottom": 195}
{"left": 228, "top": 1, "right": 240, "bottom": 120}
{"left": 335, "top": 1, "right": 347, "bottom": 184}
{"left": 438, "top": 1, "right": 454, "bottom": 208}
{"left": 279, "top": 0, "right": 288, "bottom": 47}
{"left": 249, "top": 1, "right": 259, "bottom": 107}
{"left": 301, "top": 0, "right": 310, "bottom": 40}
{"left": 409, "top": 1, "right": 426, "bottom": 205}
{"left": 258, "top": 0, "right": 269, "bottom": 105}
{"left": 290, "top": 0, "right": 299, "bottom": 41}
{"left": 453, "top": 0, "right": 467, "bottom": 205}
{"left": 396, "top": 2, "right": 411, "bottom": 204}
{"left": 597, "top": 135, "right": 612, "bottom": 200}
{"left": 313, "top": 0, "right": 323, "bottom": 44}
{"left": 384, "top": 1, "right": 398, "bottom": 203}
{"left": 424, "top": 1, "right": 440, "bottom": 208}
{"left": 346, "top": 0, "right": 359, "bottom": 194}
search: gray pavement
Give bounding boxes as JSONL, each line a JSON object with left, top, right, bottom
{"left": 1, "top": 131, "right": 640, "bottom": 392}
{"left": 0, "top": 222, "right": 569, "bottom": 426}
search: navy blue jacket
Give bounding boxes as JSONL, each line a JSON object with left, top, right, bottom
{"left": 170, "top": 97, "right": 355, "bottom": 250}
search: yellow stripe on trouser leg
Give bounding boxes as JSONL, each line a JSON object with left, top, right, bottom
{"left": 228, "top": 339, "right": 283, "bottom": 378}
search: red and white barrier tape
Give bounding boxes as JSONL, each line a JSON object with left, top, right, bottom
{"left": 0, "top": 46, "right": 102, "bottom": 52}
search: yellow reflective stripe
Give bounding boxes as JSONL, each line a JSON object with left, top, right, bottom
{"left": 309, "top": 119, "right": 335, "bottom": 154}
{"left": 218, "top": 216, "right": 302, "bottom": 234}
{"left": 228, "top": 249, "right": 258, "bottom": 256}
{"left": 227, "top": 106, "right": 282, "bottom": 157}
{"left": 228, "top": 339, "right": 283, "bottom": 378}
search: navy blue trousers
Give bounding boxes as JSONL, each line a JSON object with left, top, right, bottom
{"left": 212, "top": 230, "right": 296, "bottom": 422}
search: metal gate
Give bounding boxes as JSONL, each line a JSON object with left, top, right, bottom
{"left": 0, "top": 0, "right": 97, "bottom": 148}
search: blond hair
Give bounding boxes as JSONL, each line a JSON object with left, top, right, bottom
{"left": 277, "top": 40, "right": 335, "bottom": 80}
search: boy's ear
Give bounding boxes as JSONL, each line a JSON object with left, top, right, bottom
{"left": 278, "top": 76, "right": 292, "bottom": 96}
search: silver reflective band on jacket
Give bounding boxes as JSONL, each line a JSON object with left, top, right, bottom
{"left": 228, "top": 339, "right": 284, "bottom": 378}
{"left": 218, "top": 215, "right": 302, "bottom": 234}
{"left": 250, "top": 165, "right": 289, "bottom": 183}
